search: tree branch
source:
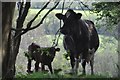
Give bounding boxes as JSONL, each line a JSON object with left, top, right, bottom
{"left": 15, "top": 1, "right": 60, "bottom": 39}
{"left": 18, "top": 2, "right": 24, "bottom": 17}
{"left": 15, "top": 2, "right": 31, "bottom": 39}
{"left": 65, "top": 2, "right": 73, "bottom": 9}
{"left": 20, "top": 2, "right": 31, "bottom": 26}
{"left": 30, "top": 2, "right": 59, "bottom": 30}
{"left": 13, "top": 2, "right": 49, "bottom": 33}
{"left": 26, "top": 2, "right": 50, "bottom": 29}
{"left": 80, "top": 1, "right": 92, "bottom": 11}
{"left": 11, "top": 28, "right": 25, "bottom": 31}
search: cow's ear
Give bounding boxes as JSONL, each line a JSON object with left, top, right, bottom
{"left": 76, "top": 13, "right": 82, "bottom": 19}
{"left": 55, "top": 13, "right": 65, "bottom": 20}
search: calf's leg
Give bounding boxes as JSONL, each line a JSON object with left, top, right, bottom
{"left": 27, "top": 59, "right": 33, "bottom": 73}
{"left": 48, "top": 64, "right": 53, "bottom": 74}
{"left": 90, "top": 56, "right": 94, "bottom": 75}
{"left": 35, "top": 61, "right": 39, "bottom": 72}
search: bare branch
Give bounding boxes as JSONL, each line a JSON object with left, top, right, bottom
{"left": 26, "top": 2, "right": 50, "bottom": 29}
{"left": 78, "top": 2, "right": 89, "bottom": 18}
{"left": 20, "top": 2, "right": 31, "bottom": 25}
{"left": 11, "top": 28, "right": 25, "bottom": 31}
{"left": 18, "top": 2, "right": 24, "bottom": 17}
{"left": 15, "top": 1, "right": 60, "bottom": 39}
{"left": 52, "top": 0, "right": 64, "bottom": 47}
{"left": 65, "top": 2, "right": 73, "bottom": 9}
{"left": 30, "top": 2, "right": 59, "bottom": 30}
{"left": 61, "top": 0, "right": 65, "bottom": 13}
{"left": 15, "top": 2, "right": 31, "bottom": 39}
{"left": 80, "top": 1, "right": 92, "bottom": 11}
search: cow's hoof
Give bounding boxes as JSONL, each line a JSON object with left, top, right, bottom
{"left": 27, "top": 70, "right": 33, "bottom": 74}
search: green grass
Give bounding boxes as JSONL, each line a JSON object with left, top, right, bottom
{"left": 16, "top": 72, "right": 107, "bottom": 78}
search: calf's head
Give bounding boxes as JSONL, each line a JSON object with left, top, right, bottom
{"left": 28, "top": 43, "right": 40, "bottom": 54}
{"left": 49, "top": 47, "right": 60, "bottom": 57}
{"left": 55, "top": 9, "right": 82, "bottom": 36}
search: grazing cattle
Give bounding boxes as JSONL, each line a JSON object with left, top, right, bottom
{"left": 55, "top": 9, "right": 99, "bottom": 75}
{"left": 26, "top": 43, "right": 60, "bottom": 74}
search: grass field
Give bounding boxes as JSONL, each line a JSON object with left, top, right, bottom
{"left": 16, "top": 71, "right": 107, "bottom": 78}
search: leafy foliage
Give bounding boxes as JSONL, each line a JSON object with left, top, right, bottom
{"left": 63, "top": 50, "right": 70, "bottom": 60}
{"left": 92, "top": 2, "right": 120, "bottom": 25}
{"left": 24, "top": 51, "right": 32, "bottom": 60}
{"left": 24, "top": 47, "right": 55, "bottom": 60}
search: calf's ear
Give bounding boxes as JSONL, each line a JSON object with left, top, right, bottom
{"left": 55, "top": 13, "right": 65, "bottom": 20}
{"left": 55, "top": 48, "right": 60, "bottom": 52}
{"left": 76, "top": 13, "right": 82, "bottom": 19}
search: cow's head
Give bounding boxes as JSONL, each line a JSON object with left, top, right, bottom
{"left": 55, "top": 9, "right": 82, "bottom": 35}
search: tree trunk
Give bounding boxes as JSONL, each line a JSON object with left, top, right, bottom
{"left": 2, "top": 1, "right": 59, "bottom": 79}
{"left": 2, "top": 2, "right": 16, "bottom": 79}
{"left": 118, "top": 22, "right": 120, "bottom": 77}
{"left": 0, "top": 1, "right": 2, "bottom": 78}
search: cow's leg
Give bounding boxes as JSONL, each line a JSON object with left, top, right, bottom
{"left": 70, "top": 54, "right": 75, "bottom": 69}
{"left": 74, "top": 58, "right": 79, "bottom": 74}
{"left": 27, "top": 59, "right": 33, "bottom": 73}
{"left": 48, "top": 64, "right": 53, "bottom": 74}
{"left": 90, "top": 56, "right": 94, "bottom": 75}
{"left": 35, "top": 61, "right": 39, "bottom": 72}
{"left": 82, "top": 60, "right": 86, "bottom": 75}
{"left": 74, "top": 55, "right": 80, "bottom": 74}
{"left": 69, "top": 54, "right": 75, "bottom": 74}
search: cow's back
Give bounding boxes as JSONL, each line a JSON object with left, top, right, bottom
{"left": 84, "top": 20, "right": 99, "bottom": 51}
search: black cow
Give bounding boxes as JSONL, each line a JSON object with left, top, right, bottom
{"left": 55, "top": 9, "right": 99, "bottom": 75}
{"left": 26, "top": 43, "right": 60, "bottom": 74}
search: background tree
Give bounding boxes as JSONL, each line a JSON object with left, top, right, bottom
{"left": 2, "top": 1, "right": 59, "bottom": 79}
{"left": 92, "top": 2, "right": 120, "bottom": 77}
{"left": 92, "top": 2, "right": 120, "bottom": 39}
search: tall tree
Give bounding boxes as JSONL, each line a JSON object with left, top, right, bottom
{"left": 92, "top": 2, "right": 120, "bottom": 77}
{"left": 2, "top": 1, "right": 59, "bottom": 79}
{"left": 118, "top": 22, "right": 120, "bottom": 77}
{"left": 0, "top": 1, "right": 2, "bottom": 78}
{"left": 2, "top": 2, "right": 16, "bottom": 79}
